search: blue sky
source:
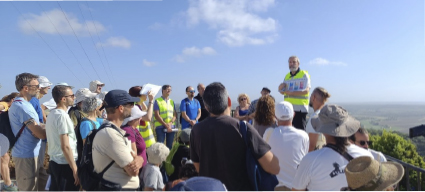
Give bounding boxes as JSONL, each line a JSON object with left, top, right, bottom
{"left": 0, "top": 0, "right": 424, "bottom": 105}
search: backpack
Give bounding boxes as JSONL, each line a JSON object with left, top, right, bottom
{"left": 78, "top": 122, "right": 126, "bottom": 191}
{"left": 75, "top": 118, "right": 96, "bottom": 163}
{"left": 0, "top": 104, "right": 27, "bottom": 150}
{"left": 239, "top": 120, "right": 278, "bottom": 191}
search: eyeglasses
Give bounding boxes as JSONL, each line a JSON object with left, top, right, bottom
{"left": 187, "top": 90, "right": 195, "bottom": 93}
{"left": 64, "top": 94, "right": 75, "bottom": 98}
{"left": 240, "top": 98, "right": 247, "bottom": 101}
{"left": 26, "top": 84, "right": 40, "bottom": 88}
{"left": 359, "top": 140, "right": 372, "bottom": 146}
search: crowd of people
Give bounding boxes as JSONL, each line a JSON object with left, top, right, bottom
{"left": 0, "top": 55, "right": 405, "bottom": 191}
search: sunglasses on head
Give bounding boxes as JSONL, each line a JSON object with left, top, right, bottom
{"left": 359, "top": 140, "right": 372, "bottom": 146}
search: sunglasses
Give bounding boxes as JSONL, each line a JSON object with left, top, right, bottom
{"left": 64, "top": 94, "right": 75, "bottom": 98}
{"left": 240, "top": 98, "right": 247, "bottom": 101}
{"left": 187, "top": 90, "right": 195, "bottom": 93}
{"left": 26, "top": 84, "right": 40, "bottom": 88}
{"left": 359, "top": 140, "right": 372, "bottom": 146}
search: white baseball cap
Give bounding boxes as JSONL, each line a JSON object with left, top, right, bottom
{"left": 122, "top": 106, "right": 147, "bottom": 126}
{"left": 275, "top": 101, "right": 294, "bottom": 121}
{"left": 38, "top": 76, "right": 52, "bottom": 88}
{"left": 74, "top": 88, "right": 97, "bottom": 104}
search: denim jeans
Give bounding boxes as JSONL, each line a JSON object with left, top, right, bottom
{"left": 155, "top": 126, "right": 176, "bottom": 150}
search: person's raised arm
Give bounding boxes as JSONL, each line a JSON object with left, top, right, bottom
{"left": 141, "top": 91, "right": 154, "bottom": 122}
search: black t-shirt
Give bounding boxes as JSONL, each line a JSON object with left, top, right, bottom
{"left": 194, "top": 94, "right": 209, "bottom": 122}
{"left": 190, "top": 115, "right": 271, "bottom": 191}
{"left": 169, "top": 145, "right": 190, "bottom": 181}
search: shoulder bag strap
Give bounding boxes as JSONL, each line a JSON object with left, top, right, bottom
{"left": 12, "top": 100, "right": 27, "bottom": 139}
{"left": 99, "top": 161, "right": 115, "bottom": 178}
{"left": 325, "top": 144, "right": 354, "bottom": 161}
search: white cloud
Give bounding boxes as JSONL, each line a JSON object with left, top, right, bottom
{"left": 173, "top": 46, "right": 217, "bottom": 63}
{"left": 18, "top": 9, "right": 106, "bottom": 36}
{"left": 309, "top": 58, "right": 348, "bottom": 66}
{"left": 143, "top": 59, "right": 156, "bottom": 67}
{"left": 97, "top": 37, "right": 131, "bottom": 49}
{"left": 186, "top": 0, "right": 278, "bottom": 47}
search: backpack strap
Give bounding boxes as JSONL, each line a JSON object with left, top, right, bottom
{"left": 99, "top": 122, "right": 127, "bottom": 145}
{"left": 325, "top": 144, "right": 354, "bottom": 161}
{"left": 99, "top": 161, "right": 115, "bottom": 178}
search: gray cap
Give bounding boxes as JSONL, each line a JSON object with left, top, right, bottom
{"left": 179, "top": 128, "right": 192, "bottom": 143}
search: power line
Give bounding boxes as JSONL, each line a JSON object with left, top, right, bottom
{"left": 76, "top": 2, "right": 113, "bottom": 85}
{"left": 37, "top": 2, "right": 92, "bottom": 82}
{"left": 85, "top": 1, "right": 117, "bottom": 86}
{"left": 11, "top": 2, "right": 85, "bottom": 87}
{"left": 56, "top": 1, "right": 103, "bottom": 82}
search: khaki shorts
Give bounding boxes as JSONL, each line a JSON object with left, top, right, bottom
{"left": 13, "top": 157, "right": 40, "bottom": 191}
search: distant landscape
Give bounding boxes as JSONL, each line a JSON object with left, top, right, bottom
{"left": 335, "top": 103, "right": 425, "bottom": 134}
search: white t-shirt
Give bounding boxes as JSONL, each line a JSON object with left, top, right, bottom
{"left": 263, "top": 126, "right": 309, "bottom": 188}
{"left": 306, "top": 109, "right": 320, "bottom": 134}
{"left": 370, "top": 149, "right": 387, "bottom": 162}
{"left": 292, "top": 144, "right": 373, "bottom": 191}
{"left": 46, "top": 109, "right": 78, "bottom": 164}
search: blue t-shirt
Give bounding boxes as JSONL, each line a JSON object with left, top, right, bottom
{"left": 79, "top": 119, "right": 102, "bottom": 139}
{"left": 9, "top": 97, "right": 41, "bottom": 158}
{"left": 180, "top": 98, "right": 201, "bottom": 129}
{"left": 29, "top": 97, "right": 43, "bottom": 123}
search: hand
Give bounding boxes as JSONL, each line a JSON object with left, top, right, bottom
{"left": 130, "top": 152, "right": 144, "bottom": 171}
{"left": 189, "top": 120, "right": 196, "bottom": 126}
{"left": 147, "top": 90, "right": 154, "bottom": 102}
{"left": 278, "top": 83, "right": 286, "bottom": 92}
{"left": 73, "top": 169, "right": 80, "bottom": 186}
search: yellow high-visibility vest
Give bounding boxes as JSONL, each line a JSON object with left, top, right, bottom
{"left": 137, "top": 121, "right": 156, "bottom": 148}
{"left": 154, "top": 97, "right": 175, "bottom": 127}
{"left": 284, "top": 70, "right": 310, "bottom": 111}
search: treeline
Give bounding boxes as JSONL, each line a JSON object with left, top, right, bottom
{"left": 367, "top": 129, "right": 425, "bottom": 190}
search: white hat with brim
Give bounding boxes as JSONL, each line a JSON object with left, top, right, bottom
{"left": 311, "top": 104, "right": 360, "bottom": 137}
{"left": 38, "top": 76, "right": 52, "bottom": 88}
{"left": 122, "top": 106, "right": 147, "bottom": 126}
{"left": 56, "top": 82, "right": 74, "bottom": 89}
{"left": 345, "top": 156, "right": 404, "bottom": 191}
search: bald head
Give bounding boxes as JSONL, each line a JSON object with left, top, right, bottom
{"left": 197, "top": 83, "right": 206, "bottom": 96}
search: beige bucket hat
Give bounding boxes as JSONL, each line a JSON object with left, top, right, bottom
{"left": 311, "top": 104, "right": 360, "bottom": 137}
{"left": 345, "top": 156, "right": 404, "bottom": 191}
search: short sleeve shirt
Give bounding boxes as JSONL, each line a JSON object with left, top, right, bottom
{"left": 46, "top": 109, "right": 78, "bottom": 164}
{"left": 140, "top": 163, "right": 164, "bottom": 190}
{"left": 9, "top": 97, "right": 41, "bottom": 158}
{"left": 292, "top": 144, "right": 373, "bottom": 191}
{"left": 80, "top": 120, "right": 101, "bottom": 140}
{"left": 93, "top": 125, "right": 139, "bottom": 189}
{"left": 190, "top": 115, "right": 271, "bottom": 191}
{"left": 180, "top": 98, "right": 201, "bottom": 129}
{"left": 121, "top": 125, "right": 147, "bottom": 167}
{"left": 306, "top": 110, "right": 320, "bottom": 134}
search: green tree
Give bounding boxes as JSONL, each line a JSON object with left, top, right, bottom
{"left": 369, "top": 130, "right": 425, "bottom": 190}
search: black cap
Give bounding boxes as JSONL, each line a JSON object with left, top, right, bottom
{"left": 104, "top": 89, "right": 140, "bottom": 108}
{"left": 262, "top": 87, "right": 271, "bottom": 93}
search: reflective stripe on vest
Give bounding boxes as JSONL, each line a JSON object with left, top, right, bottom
{"left": 137, "top": 123, "right": 156, "bottom": 148}
{"left": 154, "top": 97, "right": 175, "bottom": 127}
{"left": 284, "top": 70, "right": 310, "bottom": 107}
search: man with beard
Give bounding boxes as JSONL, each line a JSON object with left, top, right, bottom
{"left": 92, "top": 90, "right": 144, "bottom": 190}
{"left": 9, "top": 73, "right": 47, "bottom": 191}
{"left": 279, "top": 56, "right": 311, "bottom": 131}
{"left": 45, "top": 85, "right": 79, "bottom": 191}
{"left": 306, "top": 87, "right": 331, "bottom": 152}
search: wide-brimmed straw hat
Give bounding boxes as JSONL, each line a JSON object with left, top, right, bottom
{"left": 311, "top": 104, "right": 360, "bottom": 137}
{"left": 345, "top": 156, "right": 404, "bottom": 191}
